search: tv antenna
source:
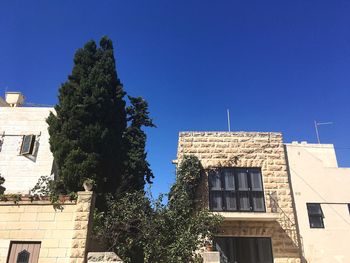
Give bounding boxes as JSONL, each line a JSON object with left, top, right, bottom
{"left": 227, "top": 109, "right": 231, "bottom": 132}
{"left": 314, "top": 120, "right": 333, "bottom": 144}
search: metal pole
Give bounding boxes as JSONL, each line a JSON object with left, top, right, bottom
{"left": 227, "top": 109, "right": 231, "bottom": 132}
{"left": 314, "top": 120, "right": 320, "bottom": 144}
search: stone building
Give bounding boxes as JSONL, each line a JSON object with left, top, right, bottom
{"left": 286, "top": 142, "right": 350, "bottom": 263}
{"left": 176, "top": 131, "right": 302, "bottom": 263}
{"left": 0, "top": 92, "right": 55, "bottom": 194}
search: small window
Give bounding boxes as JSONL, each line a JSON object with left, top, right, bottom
{"left": 348, "top": 204, "right": 350, "bottom": 214}
{"left": 20, "top": 135, "right": 36, "bottom": 155}
{"left": 307, "top": 203, "right": 324, "bottom": 228}
{"left": 17, "top": 250, "right": 30, "bottom": 263}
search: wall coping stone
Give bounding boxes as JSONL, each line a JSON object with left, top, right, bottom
{"left": 87, "top": 252, "right": 123, "bottom": 262}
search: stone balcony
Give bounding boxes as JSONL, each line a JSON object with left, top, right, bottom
{"left": 213, "top": 211, "right": 279, "bottom": 221}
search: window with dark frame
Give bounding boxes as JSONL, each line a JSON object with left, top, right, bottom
{"left": 307, "top": 203, "right": 324, "bottom": 228}
{"left": 209, "top": 168, "right": 265, "bottom": 212}
{"left": 20, "top": 135, "right": 36, "bottom": 155}
{"left": 348, "top": 204, "right": 350, "bottom": 215}
{"left": 214, "top": 237, "right": 274, "bottom": 263}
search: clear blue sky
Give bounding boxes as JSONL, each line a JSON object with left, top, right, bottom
{"left": 1, "top": 1, "right": 349, "bottom": 197}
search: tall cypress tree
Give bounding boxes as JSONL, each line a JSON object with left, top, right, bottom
{"left": 47, "top": 37, "right": 126, "bottom": 194}
{"left": 119, "top": 96, "right": 155, "bottom": 194}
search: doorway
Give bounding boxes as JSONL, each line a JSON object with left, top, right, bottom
{"left": 215, "top": 237, "right": 273, "bottom": 263}
{"left": 7, "top": 242, "right": 41, "bottom": 263}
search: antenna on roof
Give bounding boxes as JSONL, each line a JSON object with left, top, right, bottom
{"left": 227, "top": 109, "right": 231, "bottom": 132}
{"left": 314, "top": 120, "right": 333, "bottom": 144}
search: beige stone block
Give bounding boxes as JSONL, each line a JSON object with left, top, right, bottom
{"left": 23, "top": 206, "right": 43, "bottom": 213}
{"left": 40, "top": 212, "right": 55, "bottom": 221}
{"left": 73, "top": 230, "right": 87, "bottom": 239}
{"left": 44, "top": 229, "right": 53, "bottom": 238}
{"left": 71, "top": 239, "right": 79, "bottom": 248}
{"left": 39, "top": 221, "right": 56, "bottom": 229}
{"left": 40, "top": 205, "right": 58, "bottom": 213}
{"left": 75, "top": 203, "right": 84, "bottom": 212}
{"left": 70, "top": 248, "right": 84, "bottom": 258}
{"left": 81, "top": 203, "right": 90, "bottom": 212}
{"left": 55, "top": 212, "right": 73, "bottom": 221}
{"left": 57, "top": 258, "right": 70, "bottom": 263}
{"left": 51, "top": 230, "right": 74, "bottom": 239}
{"left": 9, "top": 221, "right": 39, "bottom": 230}
{"left": 9, "top": 229, "right": 45, "bottom": 239}
{"left": 48, "top": 248, "right": 67, "bottom": 257}
{"left": 39, "top": 248, "right": 49, "bottom": 258}
{"left": 59, "top": 238, "right": 72, "bottom": 248}
{"left": 73, "top": 221, "right": 88, "bottom": 230}
{"left": 78, "top": 239, "right": 86, "bottom": 248}
{"left": 0, "top": 213, "right": 20, "bottom": 222}
{"left": 42, "top": 239, "right": 59, "bottom": 248}
{"left": 77, "top": 192, "right": 92, "bottom": 203}
{"left": 0, "top": 206, "right": 15, "bottom": 213}
{"left": 38, "top": 257, "right": 57, "bottom": 263}
{"left": 61, "top": 204, "right": 76, "bottom": 213}
{"left": 19, "top": 212, "right": 37, "bottom": 221}
{"left": 74, "top": 212, "right": 88, "bottom": 221}
{"left": 0, "top": 222, "right": 7, "bottom": 230}
{"left": 56, "top": 221, "right": 74, "bottom": 230}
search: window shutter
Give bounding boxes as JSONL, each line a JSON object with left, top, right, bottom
{"left": 210, "top": 191, "right": 223, "bottom": 211}
{"left": 237, "top": 170, "right": 249, "bottom": 190}
{"left": 250, "top": 170, "right": 263, "bottom": 191}
{"left": 209, "top": 171, "right": 221, "bottom": 190}
{"left": 238, "top": 192, "right": 250, "bottom": 211}
{"left": 223, "top": 169, "right": 235, "bottom": 190}
{"left": 225, "top": 192, "right": 237, "bottom": 211}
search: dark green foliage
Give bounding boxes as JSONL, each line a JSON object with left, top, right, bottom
{"left": 119, "top": 96, "right": 155, "bottom": 194}
{"left": 47, "top": 37, "right": 127, "bottom": 194}
{"left": 97, "top": 192, "right": 152, "bottom": 263}
{"left": 98, "top": 156, "right": 222, "bottom": 263}
{"left": 161, "top": 155, "right": 222, "bottom": 262}
{"left": 0, "top": 175, "right": 5, "bottom": 194}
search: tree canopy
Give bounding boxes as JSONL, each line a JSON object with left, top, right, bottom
{"left": 47, "top": 37, "right": 154, "bottom": 197}
{"left": 98, "top": 156, "right": 222, "bottom": 263}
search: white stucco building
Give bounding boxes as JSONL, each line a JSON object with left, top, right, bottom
{"left": 0, "top": 92, "right": 55, "bottom": 194}
{"left": 286, "top": 142, "right": 350, "bottom": 263}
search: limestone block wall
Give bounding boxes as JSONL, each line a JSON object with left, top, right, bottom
{"left": 176, "top": 132, "right": 301, "bottom": 263}
{"left": 0, "top": 191, "right": 94, "bottom": 263}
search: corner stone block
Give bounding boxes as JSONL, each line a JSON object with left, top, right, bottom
{"left": 202, "top": 251, "right": 220, "bottom": 263}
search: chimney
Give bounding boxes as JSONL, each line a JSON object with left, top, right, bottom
{"left": 5, "top": 92, "right": 25, "bottom": 107}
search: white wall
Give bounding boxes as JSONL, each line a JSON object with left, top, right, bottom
{"left": 0, "top": 107, "right": 55, "bottom": 194}
{"left": 286, "top": 143, "right": 350, "bottom": 263}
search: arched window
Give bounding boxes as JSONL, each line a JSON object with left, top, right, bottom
{"left": 17, "top": 250, "right": 30, "bottom": 263}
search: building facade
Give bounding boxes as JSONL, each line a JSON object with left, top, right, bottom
{"left": 286, "top": 142, "right": 350, "bottom": 263}
{"left": 0, "top": 92, "right": 55, "bottom": 194}
{"left": 176, "top": 131, "right": 301, "bottom": 263}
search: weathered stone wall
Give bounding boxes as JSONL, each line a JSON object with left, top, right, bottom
{"left": 177, "top": 132, "right": 301, "bottom": 263}
{"left": 0, "top": 191, "right": 94, "bottom": 263}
